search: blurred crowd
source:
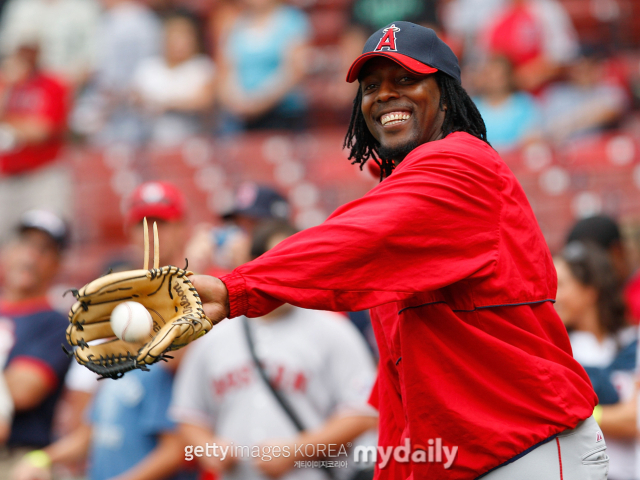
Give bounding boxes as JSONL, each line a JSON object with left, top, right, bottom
{"left": 0, "top": 0, "right": 639, "bottom": 237}
{"left": 2, "top": 0, "right": 640, "bottom": 479}
{"left": 0, "top": 184, "right": 379, "bottom": 480}
{"left": 0, "top": 0, "right": 638, "bottom": 242}
{"left": 0, "top": 0, "right": 634, "bottom": 147}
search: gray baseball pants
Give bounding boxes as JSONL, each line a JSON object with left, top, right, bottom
{"left": 482, "top": 416, "right": 608, "bottom": 479}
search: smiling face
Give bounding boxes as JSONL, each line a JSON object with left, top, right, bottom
{"left": 359, "top": 57, "right": 446, "bottom": 163}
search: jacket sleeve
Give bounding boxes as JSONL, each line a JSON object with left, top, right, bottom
{"left": 221, "top": 146, "right": 503, "bottom": 318}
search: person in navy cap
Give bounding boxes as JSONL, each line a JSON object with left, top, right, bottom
{"left": 0, "top": 210, "right": 71, "bottom": 477}
{"left": 222, "top": 182, "right": 290, "bottom": 235}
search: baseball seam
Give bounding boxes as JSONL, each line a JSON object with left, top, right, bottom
{"left": 119, "top": 303, "right": 153, "bottom": 342}
{"left": 121, "top": 302, "right": 133, "bottom": 341}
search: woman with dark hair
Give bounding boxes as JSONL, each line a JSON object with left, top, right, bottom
{"left": 556, "top": 241, "right": 626, "bottom": 344}
{"left": 555, "top": 241, "right": 636, "bottom": 480}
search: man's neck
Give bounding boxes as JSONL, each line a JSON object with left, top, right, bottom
{"left": 387, "top": 133, "right": 446, "bottom": 165}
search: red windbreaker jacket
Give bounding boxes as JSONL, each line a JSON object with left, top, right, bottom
{"left": 220, "top": 132, "right": 597, "bottom": 479}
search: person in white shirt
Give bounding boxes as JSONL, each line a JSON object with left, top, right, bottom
{"left": 0, "top": 0, "right": 100, "bottom": 87}
{"left": 171, "top": 221, "right": 378, "bottom": 480}
{"left": 132, "top": 10, "right": 215, "bottom": 146}
{"left": 70, "top": 0, "right": 162, "bottom": 144}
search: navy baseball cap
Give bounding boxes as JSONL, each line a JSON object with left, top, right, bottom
{"left": 18, "top": 209, "right": 69, "bottom": 250}
{"left": 346, "top": 21, "right": 461, "bottom": 84}
{"left": 223, "top": 183, "right": 290, "bottom": 221}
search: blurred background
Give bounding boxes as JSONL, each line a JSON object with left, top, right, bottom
{"left": 3, "top": 1, "right": 640, "bottom": 479}
{"left": 1, "top": 0, "right": 640, "bottom": 286}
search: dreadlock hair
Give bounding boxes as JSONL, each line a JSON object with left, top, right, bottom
{"left": 343, "top": 71, "right": 489, "bottom": 180}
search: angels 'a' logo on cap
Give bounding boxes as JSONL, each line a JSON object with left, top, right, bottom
{"left": 375, "top": 24, "right": 401, "bottom": 52}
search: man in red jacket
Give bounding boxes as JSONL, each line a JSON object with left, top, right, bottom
{"left": 190, "top": 22, "right": 604, "bottom": 479}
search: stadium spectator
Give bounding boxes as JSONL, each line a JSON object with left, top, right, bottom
{"left": 473, "top": 55, "right": 540, "bottom": 151}
{"left": 95, "top": 0, "right": 162, "bottom": 91}
{"left": 71, "top": 0, "right": 162, "bottom": 144}
{"left": 554, "top": 241, "right": 636, "bottom": 480}
{"left": 440, "top": 0, "right": 506, "bottom": 63}
{"left": 0, "top": 319, "right": 12, "bottom": 445}
{"left": 567, "top": 216, "right": 631, "bottom": 285}
{"left": 11, "top": 352, "right": 196, "bottom": 480}
{"left": 349, "top": 0, "right": 437, "bottom": 33}
{"left": 0, "top": 0, "right": 10, "bottom": 18}
{"left": 479, "top": 0, "right": 579, "bottom": 92}
{"left": 0, "top": 211, "right": 71, "bottom": 479}
{"left": 184, "top": 219, "right": 250, "bottom": 276}
{"left": 132, "top": 10, "right": 215, "bottom": 146}
{"left": 10, "top": 188, "right": 193, "bottom": 480}
{"left": 46, "top": 180, "right": 190, "bottom": 477}
{"left": 566, "top": 215, "right": 640, "bottom": 325}
{"left": 216, "top": 0, "right": 310, "bottom": 132}
{"left": 0, "top": 0, "right": 100, "bottom": 88}
{"left": 172, "top": 220, "right": 377, "bottom": 480}
{"left": 113, "top": 181, "right": 190, "bottom": 270}
{"left": 539, "top": 45, "right": 628, "bottom": 144}
{"left": 222, "top": 183, "right": 290, "bottom": 235}
{"left": 0, "top": 42, "right": 70, "bottom": 245}
{"left": 186, "top": 183, "right": 290, "bottom": 274}
{"left": 146, "top": 0, "right": 214, "bottom": 17}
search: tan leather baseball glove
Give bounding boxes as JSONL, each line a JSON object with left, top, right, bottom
{"left": 65, "top": 220, "right": 213, "bottom": 379}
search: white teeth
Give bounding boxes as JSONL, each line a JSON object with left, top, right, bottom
{"left": 381, "top": 112, "right": 411, "bottom": 126}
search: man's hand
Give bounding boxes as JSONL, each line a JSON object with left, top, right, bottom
{"left": 11, "top": 457, "right": 51, "bottom": 480}
{"left": 200, "top": 438, "right": 239, "bottom": 474}
{"left": 253, "top": 440, "right": 297, "bottom": 479}
{"left": 189, "top": 275, "right": 231, "bottom": 323}
{"left": 600, "top": 398, "right": 637, "bottom": 438}
{"left": 179, "top": 424, "right": 238, "bottom": 474}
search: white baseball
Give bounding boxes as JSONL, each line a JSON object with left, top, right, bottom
{"left": 110, "top": 301, "right": 153, "bottom": 342}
